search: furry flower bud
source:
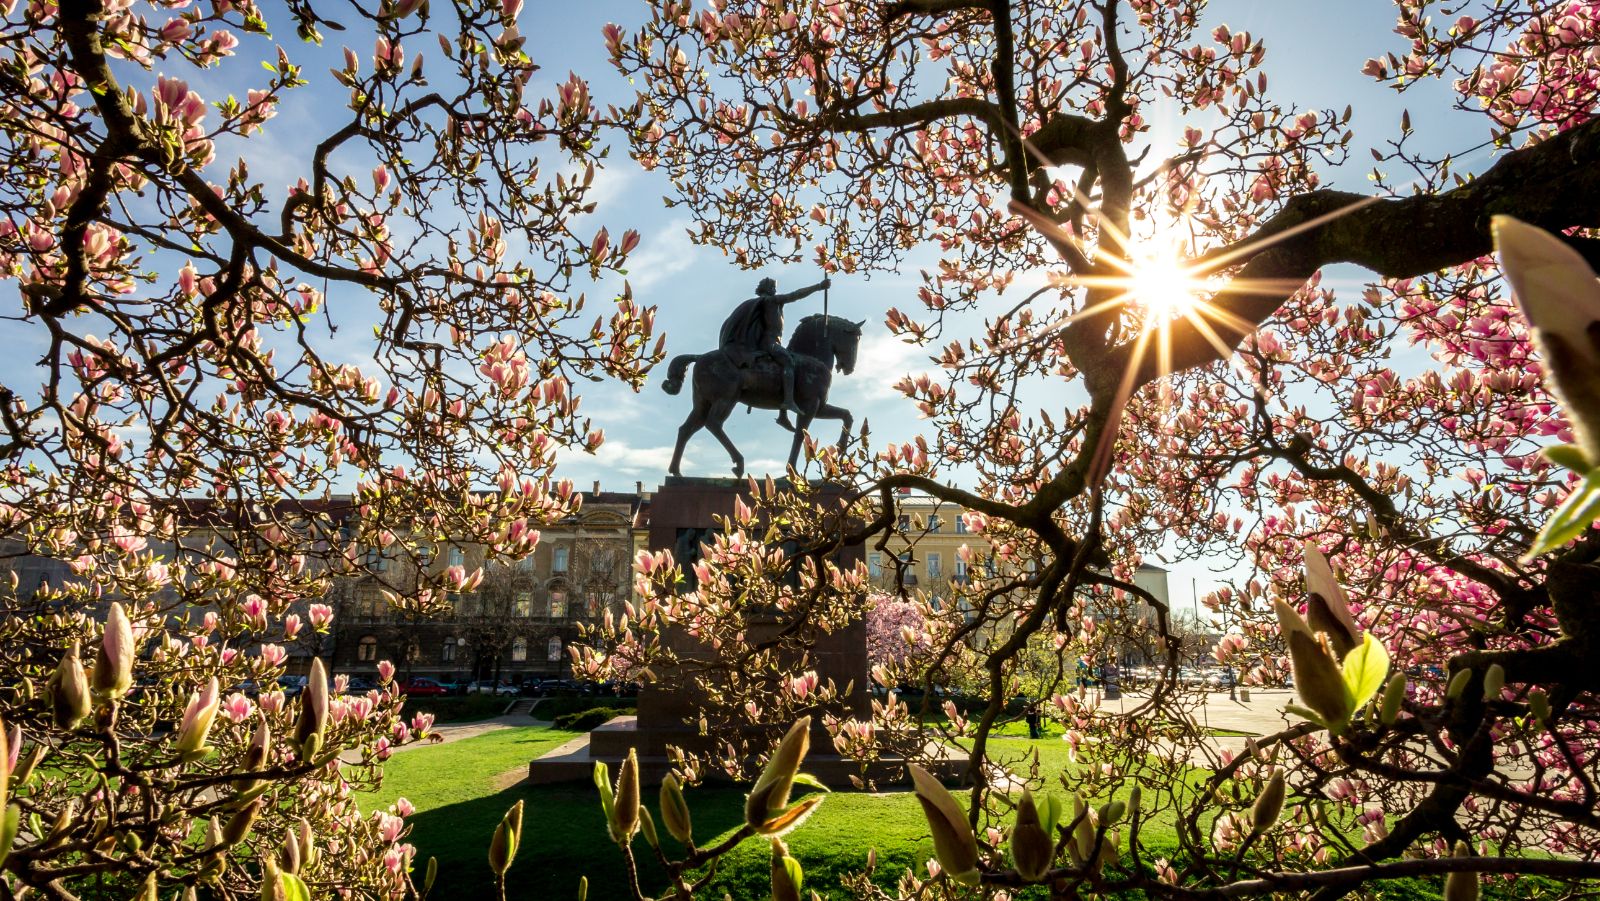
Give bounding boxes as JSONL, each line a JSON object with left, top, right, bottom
{"left": 92, "top": 602, "right": 135, "bottom": 700}
{"left": 910, "top": 764, "right": 979, "bottom": 885}
{"left": 489, "top": 799, "right": 523, "bottom": 876}
{"left": 49, "top": 642, "right": 91, "bottom": 730}
{"left": 1009, "top": 788, "right": 1055, "bottom": 882}
{"left": 660, "top": 773, "right": 693, "bottom": 844}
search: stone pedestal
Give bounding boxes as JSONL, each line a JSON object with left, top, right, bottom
{"left": 529, "top": 477, "right": 964, "bottom": 786}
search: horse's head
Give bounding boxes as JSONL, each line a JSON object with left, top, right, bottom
{"left": 831, "top": 317, "right": 866, "bottom": 375}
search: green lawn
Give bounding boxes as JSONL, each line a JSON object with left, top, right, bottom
{"left": 359, "top": 726, "right": 1557, "bottom": 900}
{"left": 359, "top": 725, "right": 1165, "bottom": 900}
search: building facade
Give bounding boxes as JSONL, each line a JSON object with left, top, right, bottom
{"left": 330, "top": 487, "right": 648, "bottom": 685}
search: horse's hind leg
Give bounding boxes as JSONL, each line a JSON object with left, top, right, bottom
{"left": 704, "top": 399, "right": 744, "bottom": 477}
{"left": 669, "top": 406, "right": 708, "bottom": 477}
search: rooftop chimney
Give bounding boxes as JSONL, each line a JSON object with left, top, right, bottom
{"left": 635, "top": 480, "right": 643, "bottom": 494}
{"left": 592, "top": 480, "right": 600, "bottom": 495}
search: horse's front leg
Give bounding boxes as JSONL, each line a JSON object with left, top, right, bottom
{"left": 786, "top": 415, "right": 815, "bottom": 475}
{"left": 811, "top": 402, "right": 854, "bottom": 452}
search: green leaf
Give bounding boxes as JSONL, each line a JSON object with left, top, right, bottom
{"left": 278, "top": 873, "right": 312, "bottom": 901}
{"left": 782, "top": 854, "right": 804, "bottom": 893}
{"left": 1527, "top": 469, "right": 1600, "bottom": 558}
{"left": 789, "top": 772, "right": 831, "bottom": 793}
{"left": 1341, "top": 633, "right": 1390, "bottom": 712}
{"left": 592, "top": 762, "right": 613, "bottom": 822}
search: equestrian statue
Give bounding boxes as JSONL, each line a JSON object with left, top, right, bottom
{"left": 662, "top": 277, "right": 863, "bottom": 477}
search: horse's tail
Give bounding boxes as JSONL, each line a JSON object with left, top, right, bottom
{"left": 660, "top": 353, "right": 700, "bottom": 395}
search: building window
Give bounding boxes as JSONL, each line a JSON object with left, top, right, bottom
{"left": 928, "top": 516, "right": 942, "bottom": 533}
{"left": 447, "top": 546, "right": 465, "bottom": 567}
{"left": 553, "top": 547, "right": 569, "bottom": 573}
{"left": 365, "top": 547, "right": 388, "bottom": 572}
{"left": 441, "top": 637, "right": 457, "bottom": 663}
{"left": 514, "top": 591, "right": 533, "bottom": 618}
{"left": 955, "top": 517, "right": 968, "bottom": 534}
{"left": 549, "top": 590, "right": 568, "bottom": 619}
{"left": 417, "top": 545, "right": 434, "bottom": 567}
{"left": 927, "top": 553, "right": 941, "bottom": 579}
{"left": 896, "top": 514, "right": 910, "bottom": 533}
{"left": 511, "top": 638, "right": 527, "bottom": 662}
{"left": 358, "top": 636, "right": 377, "bottom": 662}
{"left": 868, "top": 553, "right": 882, "bottom": 578}
{"left": 586, "top": 591, "right": 600, "bottom": 617}
{"left": 591, "top": 549, "right": 614, "bottom": 573}
{"left": 547, "top": 636, "right": 563, "bottom": 662}
{"left": 954, "top": 559, "right": 968, "bottom": 581}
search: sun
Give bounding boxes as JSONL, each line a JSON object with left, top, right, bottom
{"left": 1126, "top": 245, "right": 1208, "bottom": 322}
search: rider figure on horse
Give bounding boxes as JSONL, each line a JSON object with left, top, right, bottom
{"left": 717, "top": 276, "right": 831, "bottom": 425}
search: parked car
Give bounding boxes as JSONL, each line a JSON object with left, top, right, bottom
{"left": 466, "top": 680, "right": 518, "bottom": 696}
{"left": 432, "top": 677, "right": 468, "bottom": 695}
{"left": 402, "top": 677, "right": 450, "bottom": 697}
{"left": 276, "top": 675, "right": 308, "bottom": 698}
{"left": 341, "top": 676, "right": 377, "bottom": 695}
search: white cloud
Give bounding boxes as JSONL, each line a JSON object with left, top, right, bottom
{"left": 554, "top": 438, "right": 674, "bottom": 476}
{"left": 624, "top": 219, "right": 703, "bottom": 292}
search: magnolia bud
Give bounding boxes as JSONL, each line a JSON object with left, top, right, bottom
{"left": 1009, "top": 789, "right": 1054, "bottom": 882}
{"left": 279, "top": 825, "right": 301, "bottom": 874}
{"left": 1444, "top": 840, "right": 1479, "bottom": 901}
{"left": 909, "top": 764, "right": 979, "bottom": 885}
{"left": 92, "top": 602, "right": 135, "bottom": 700}
{"left": 608, "top": 749, "right": 640, "bottom": 843}
{"left": 1276, "top": 601, "right": 1352, "bottom": 732}
{"left": 294, "top": 658, "right": 329, "bottom": 758}
{"left": 0, "top": 805, "right": 18, "bottom": 870}
{"left": 488, "top": 799, "right": 523, "bottom": 876}
{"left": 176, "top": 677, "right": 220, "bottom": 755}
{"left": 638, "top": 805, "right": 659, "bottom": 849}
{"left": 770, "top": 838, "right": 803, "bottom": 901}
{"left": 223, "top": 798, "right": 263, "bottom": 846}
{"left": 1250, "top": 771, "right": 1286, "bottom": 834}
{"left": 48, "top": 642, "right": 91, "bottom": 730}
{"left": 745, "top": 718, "right": 818, "bottom": 834}
{"left": 424, "top": 857, "right": 438, "bottom": 895}
{"left": 1482, "top": 664, "right": 1505, "bottom": 701}
{"left": 577, "top": 875, "right": 587, "bottom": 901}
{"left": 1379, "top": 673, "right": 1406, "bottom": 725}
{"left": 1446, "top": 667, "right": 1473, "bottom": 701}
{"left": 1529, "top": 688, "right": 1552, "bottom": 725}
{"left": 660, "top": 773, "right": 692, "bottom": 844}
{"left": 1493, "top": 215, "right": 1600, "bottom": 466}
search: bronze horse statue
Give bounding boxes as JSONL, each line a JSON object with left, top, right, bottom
{"left": 661, "top": 314, "right": 864, "bottom": 477}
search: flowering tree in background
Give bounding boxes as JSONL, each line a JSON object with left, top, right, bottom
{"left": 864, "top": 591, "right": 929, "bottom": 668}
{"left": 0, "top": 0, "right": 656, "bottom": 895}
{"left": 575, "top": 0, "right": 1600, "bottom": 897}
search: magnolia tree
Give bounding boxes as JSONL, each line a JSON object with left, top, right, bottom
{"left": 574, "top": 0, "right": 1600, "bottom": 898}
{"left": 0, "top": 0, "right": 656, "bottom": 896}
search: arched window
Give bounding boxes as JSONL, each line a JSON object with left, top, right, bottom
{"left": 548, "top": 590, "right": 568, "bottom": 619}
{"left": 441, "top": 637, "right": 457, "bottom": 663}
{"left": 511, "top": 638, "right": 528, "bottom": 662}
{"left": 547, "top": 636, "right": 563, "bottom": 662}
{"left": 358, "top": 636, "right": 378, "bottom": 662}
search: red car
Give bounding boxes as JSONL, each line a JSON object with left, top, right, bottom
{"left": 402, "top": 677, "right": 450, "bottom": 697}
